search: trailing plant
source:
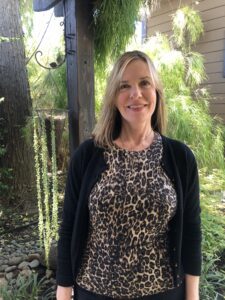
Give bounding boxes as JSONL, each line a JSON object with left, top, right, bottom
{"left": 33, "top": 111, "right": 59, "bottom": 266}
{"left": 50, "top": 114, "right": 59, "bottom": 240}
{"left": 93, "top": 0, "right": 158, "bottom": 68}
{"left": 172, "top": 6, "right": 204, "bottom": 52}
{"left": 93, "top": 0, "right": 140, "bottom": 68}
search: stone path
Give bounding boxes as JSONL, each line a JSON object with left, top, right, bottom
{"left": 0, "top": 220, "right": 56, "bottom": 299}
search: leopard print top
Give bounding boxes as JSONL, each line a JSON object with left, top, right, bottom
{"left": 76, "top": 133, "right": 177, "bottom": 299}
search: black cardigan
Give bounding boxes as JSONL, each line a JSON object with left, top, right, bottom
{"left": 56, "top": 135, "right": 202, "bottom": 288}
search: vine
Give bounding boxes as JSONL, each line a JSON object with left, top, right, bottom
{"left": 33, "top": 111, "right": 59, "bottom": 266}
{"left": 50, "top": 114, "right": 59, "bottom": 240}
{"left": 33, "top": 115, "right": 44, "bottom": 247}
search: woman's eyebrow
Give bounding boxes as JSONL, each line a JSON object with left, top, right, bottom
{"left": 120, "top": 76, "right": 151, "bottom": 83}
{"left": 140, "top": 76, "right": 151, "bottom": 80}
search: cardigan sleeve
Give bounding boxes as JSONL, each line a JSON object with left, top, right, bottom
{"left": 56, "top": 148, "right": 83, "bottom": 286}
{"left": 182, "top": 149, "right": 202, "bottom": 276}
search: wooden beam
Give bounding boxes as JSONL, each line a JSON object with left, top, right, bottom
{"left": 33, "top": 0, "right": 61, "bottom": 11}
{"left": 64, "top": 0, "right": 95, "bottom": 153}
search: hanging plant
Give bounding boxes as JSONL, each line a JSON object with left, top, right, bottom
{"left": 50, "top": 114, "right": 59, "bottom": 241}
{"left": 172, "top": 6, "right": 204, "bottom": 52}
{"left": 33, "top": 111, "right": 59, "bottom": 267}
{"left": 93, "top": 0, "right": 159, "bottom": 67}
{"left": 33, "top": 114, "right": 44, "bottom": 248}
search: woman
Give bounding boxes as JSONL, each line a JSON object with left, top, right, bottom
{"left": 56, "top": 51, "right": 201, "bottom": 300}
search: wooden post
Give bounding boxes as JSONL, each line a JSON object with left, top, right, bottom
{"left": 64, "top": 0, "right": 95, "bottom": 153}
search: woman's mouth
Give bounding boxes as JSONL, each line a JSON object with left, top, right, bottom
{"left": 127, "top": 104, "right": 147, "bottom": 110}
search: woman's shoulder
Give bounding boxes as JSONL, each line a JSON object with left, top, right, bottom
{"left": 161, "top": 134, "right": 196, "bottom": 162}
{"left": 71, "top": 138, "right": 95, "bottom": 154}
{"left": 70, "top": 138, "right": 103, "bottom": 162}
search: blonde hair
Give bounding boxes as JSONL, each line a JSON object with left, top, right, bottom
{"left": 93, "top": 50, "right": 166, "bottom": 147}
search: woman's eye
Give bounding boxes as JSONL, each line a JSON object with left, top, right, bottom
{"left": 140, "top": 80, "right": 150, "bottom": 87}
{"left": 119, "top": 84, "right": 129, "bottom": 90}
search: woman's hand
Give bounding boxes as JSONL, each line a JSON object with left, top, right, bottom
{"left": 185, "top": 274, "right": 200, "bottom": 300}
{"left": 56, "top": 285, "right": 73, "bottom": 300}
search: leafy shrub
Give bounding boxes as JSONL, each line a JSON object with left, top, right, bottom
{"left": 0, "top": 273, "right": 53, "bottom": 300}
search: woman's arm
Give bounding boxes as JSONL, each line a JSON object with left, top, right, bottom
{"left": 182, "top": 148, "right": 201, "bottom": 300}
{"left": 56, "top": 286, "right": 73, "bottom": 300}
{"left": 56, "top": 149, "right": 82, "bottom": 286}
{"left": 185, "top": 274, "right": 200, "bottom": 300}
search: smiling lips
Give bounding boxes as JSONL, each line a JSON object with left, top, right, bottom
{"left": 127, "top": 104, "right": 148, "bottom": 110}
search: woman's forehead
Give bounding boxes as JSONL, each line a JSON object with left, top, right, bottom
{"left": 120, "top": 60, "right": 152, "bottom": 81}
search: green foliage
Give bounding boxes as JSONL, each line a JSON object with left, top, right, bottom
{"left": 28, "top": 50, "right": 67, "bottom": 110}
{"left": 0, "top": 273, "right": 47, "bottom": 300}
{"left": 200, "top": 254, "right": 225, "bottom": 300}
{"left": 19, "top": 0, "right": 34, "bottom": 34}
{"left": 93, "top": 0, "right": 140, "bottom": 67}
{"left": 172, "top": 6, "right": 204, "bottom": 52}
{"left": 21, "top": 0, "right": 66, "bottom": 111}
{"left": 185, "top": 52, "right": 207, "bottom": 88}
{"left": 94, "top": 62, "right": 109, "bottom": 117}
{"left": 33, "top": 112, "right": 59, "bottom": 266}
{"left": 93, "top": 0, "right": 156, "bottom": 68}
{"left": 199, "top": 168, "right": 225, "bottom": 299}
{"left": 166, "top": 94, "right": 225, "bottom": 170}
{"left": 0, "top": 37, "right": 20, "bottom": 42}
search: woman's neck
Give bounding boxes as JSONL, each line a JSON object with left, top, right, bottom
{"left": 115, "top": 124, "right": 154, "bottom": 151}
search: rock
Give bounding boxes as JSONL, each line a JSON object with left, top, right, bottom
{"left": 0, "top": 277, "right": 7, "bottom": 287}
{"left": 28, "top": 253, "right": 41, "bottom": 262}
{"left": 40, "top": 243, "right": 57, "bottom": 270}
{"left": 0, "top": 265, "right": 8, "bottom": 272}
{"left": 46, "top": 269, "right": 53, "bottom": 279}
{"left": 5, "top": 272, "right": 14, "bottom": 281}
{"left": 5, "top": 266, "right": 17, "bottom": 273}
{"left": 20, "top": 269, "right": 32, "bottom": 277}
{"left": 18, "top": 261, "right": 30, "bottom": 270}
{"left": 29, "top": 259, "right": 40, "bottom": 268}
{"left": 8, "top": 256, "right": 23, "bottom": 266}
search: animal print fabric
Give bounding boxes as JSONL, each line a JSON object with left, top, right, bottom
{"left": 76, "top": 133, "right": 177, "bottom": 299}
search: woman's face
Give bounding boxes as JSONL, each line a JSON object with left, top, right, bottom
{"left": 115, "top": 59, "right": 157, "bottom": 128}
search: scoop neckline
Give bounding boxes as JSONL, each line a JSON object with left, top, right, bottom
{"left": 112, "top": 132, "right": 159, "bottom": 153}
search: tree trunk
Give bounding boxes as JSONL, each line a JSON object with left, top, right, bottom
{"left": 0, "top": 0, "right": 36, "bottom": 210}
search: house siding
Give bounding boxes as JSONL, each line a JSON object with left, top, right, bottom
{"left": 147, "top": 0, "right": 225, "bottom": 122}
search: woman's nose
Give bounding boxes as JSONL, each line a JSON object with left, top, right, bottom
{"left": 130, "top": 85, "right": 142, "bottom": 99}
